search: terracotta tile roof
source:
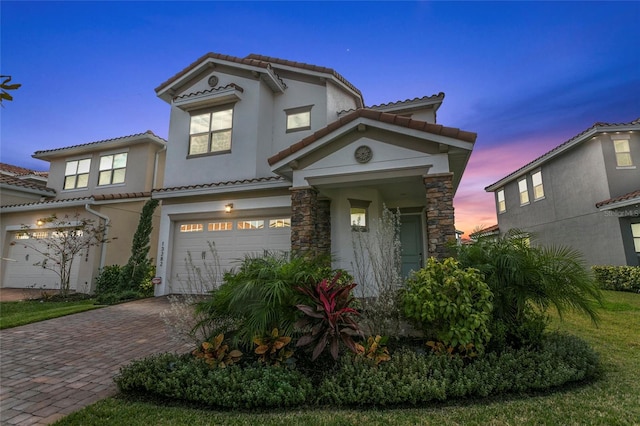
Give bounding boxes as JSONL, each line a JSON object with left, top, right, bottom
{"left": 155, "top": 52, "right": 284, "bottom": 93}
{"left": 0, "top": 162, "right": 47, "bottom": 177}
{"left": 469, "top": 224, "right": 500, "bottom": 238}
{"left": 0, "top": 175, "right": 55, "bottom": 194}
{"left": 366, "top": 93, "right": 445, "bottom": 110}
{"left": 268, "top": 108, "right": 477, "bottom": 166}
{"left": 153, "top": 176, "right": 287, "bottom": 194}
{"left": 486, "top": 118, "right": 640, "bottom": 191}
{"left": 596, "top": 189, "right": 640, "bottom": 208}
{"left": 32, "top": 131, "right": 166, "bottom": 157}
{"left": 173, "top": 83, "right": 244, "bottom": 101}
{"left": 0, "top": 192, "right": 152, "bottom": 209}
{"left": 245, "top": 53, "right": 362, "bottom": 98}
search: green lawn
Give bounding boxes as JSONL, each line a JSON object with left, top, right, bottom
{"left": 0, "top": 299, "right": 102, "bottom": 329}
{"left": 54, "top": 290, "right": 640, "bottom": 425}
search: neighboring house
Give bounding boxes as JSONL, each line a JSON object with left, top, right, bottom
{"left": 485, "top": 118, "right": 640, "bottom": 266}
{"left": 152, "top": 52, "right": 476, "bottom": 296}
{"left": 469, "top": 224, "right": 500, "bottom": 241}
{"left": 0, "top": 163, "right": 54, "bottom": 206}
{"left": 0, "top": 132, "right": 167, "bottom": 291}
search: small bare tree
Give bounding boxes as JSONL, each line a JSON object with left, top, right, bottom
{"left": 14, "top": 213, "right": 109, "bottom": 297}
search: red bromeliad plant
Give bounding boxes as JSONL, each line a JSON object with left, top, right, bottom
{"left": 295, "top": 273, "right": 362, "bottom": 361}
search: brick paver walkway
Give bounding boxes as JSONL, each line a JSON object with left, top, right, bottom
{"left": 0, "top": 297, "right": 191, "bottom": 425}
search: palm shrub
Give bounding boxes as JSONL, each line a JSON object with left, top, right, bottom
{"left": 454, "top": 229, "right": 603, "bottom": 348}
{"left": 195, "top": 252, "right": 333, "bottom": 349}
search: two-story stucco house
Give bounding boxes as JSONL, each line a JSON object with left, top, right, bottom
{"left": 0, "top": 132, "right": 167, "bottom": 291}
{"left": 152, "top": 53, "right": 477, "bottom": 296}
{"left": 485, "top": 118, "right": 640, "bottom": 266}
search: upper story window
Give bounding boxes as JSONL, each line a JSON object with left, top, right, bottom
{"left": 64, "top": 158, "right": 91, "bottom": 190}
{"left": 518, "top": 178, "right": 529, "bottom": 205}
{"left": 189, "top": 107, "right": 233, "bottom": 156}
{"left": 613, "top": 138, "right": 633, "bottom": 167}
{"left": 285, "top": 105, "right": 312, "bottom": 132}
{"left": 497, "top": 189, "right": 506, "bottom": 213}
{"left": 98, "top": 153, "right": 127, "bottom": 186}
{"left": 532, "top": 170, "right": 544, "bottom": 200}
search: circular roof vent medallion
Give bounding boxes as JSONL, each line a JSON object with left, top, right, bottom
{"left": 354, "top": 145, "right": 373, "bottom": 164}
{"left": 207, "top": 75, "right": 219, "bottom": 87}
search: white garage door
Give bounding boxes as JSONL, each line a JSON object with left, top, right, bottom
{"left": 171, "top": 216, "right": 291, "bottom": 294}
{"left": 3, "top": 232, "right": 82, "bottom": 291}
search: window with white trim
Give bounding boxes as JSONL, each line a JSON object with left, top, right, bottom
{"left": 349, "top": 199, "right": 371, "bottom": 231}
{"left": 64, "top": 158, "right": 91, "bottom": 190}
{"left": 613, "top": 138, "right": 633, "bottom": 167}
{"left": 180, "top": 224, "right": 203, "bottom": 232}
{"left": 98, "top": 152, "right": 127, "bottom": 186}
{"left": 269, "top": 218, "right": 291, "bottom": 228}
{"left": 518, "top": 178, "right": 529, "bottom": 205}
{"left": 285, "top": 105, "right": 312, "bottom": 132}
{"left": 237, "top": 220, "right": 264, "bottom": 230}
{"left": 497, "top": 189, "right": 506, "bottom": 213}
{"left": 532, "top": 171, "right": 544, "bottom": 200}
{"left": 189, "top": 107, "right": 233, "bottom": 156}
{"left": 632, "top": 223, "right": 640, "bottom": 253}
{"left": 208, "top": 222, "right": 233, "bottom": 231}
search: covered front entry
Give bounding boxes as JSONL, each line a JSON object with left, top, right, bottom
{"left": 169, "top": 215, "right": 291, "bottom": 293}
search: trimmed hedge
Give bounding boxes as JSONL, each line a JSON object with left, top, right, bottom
{"left": 592, "top": 265, "right": 640, "bottom": 293}
{"left": 116, "top": 333, "right": 599, "bottom": 409}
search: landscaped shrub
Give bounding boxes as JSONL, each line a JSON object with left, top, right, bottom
{"left": 315, "top": 332, "right": 599, "bottom": 406}
{"left": 592, "top": 265, "right": 640, "bottom": 292}
{"left": 454, "top": 229, "right": 603, "bottom": 348}
{"left": 401, "top": 257, "right": 493, "bottom": 355}
{"left": 115, "top": 353, "right": 312, "bottom": 409}
{"left": 195, "top": 253, "right": 335, "bottom": 349}
{"left": 94, "top": 265, "right": 155, "bottom": 305}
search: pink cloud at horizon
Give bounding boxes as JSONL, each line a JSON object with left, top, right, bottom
{"left": 453, "top": 135, "right": 562, "bottom": 237}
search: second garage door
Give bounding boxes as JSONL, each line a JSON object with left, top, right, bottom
{"left": 171, "top": 216, "right": 291, "bottom": 293}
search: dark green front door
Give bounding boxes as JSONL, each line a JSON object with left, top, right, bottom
{"left": 400, "top": 214, "right": 423, "bottom": 277}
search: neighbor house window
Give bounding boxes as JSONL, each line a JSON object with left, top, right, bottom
{"left": 64, "top": 158, "right": 91, "bottom": 190}
{"left": 518, "top": 178, "right": 529, "bottom": 205}
{"left": 189, "top": 107, "right": 233, "bottom": 156}
{"left": 613, "top": 138, "right": 633, "bottom": 167}
{"left": 497, "top": 189, "right": 506, "bottom": 213}
{"left": 269, "top": 218, "right": 291, "bottom": 228}
{"left": 180, "top": 224, "right": 203, "bottom": 233}
{"left": 285, "top": 105, "right": 312, "bottom": 132}
{"left": 632, "top": 223, "right": 640, "bottom": 253}
{"left": 349, "top": 199, "right": 371, "bottom": 231}
{"left": 532, "top": 171, "right": 544, "bottom": 200}
{"left": 98, "top": 152, "right": 127, "bottom": 186}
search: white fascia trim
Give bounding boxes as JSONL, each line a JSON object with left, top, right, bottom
{"left": 1, "top": 198, "right": 93, "bottom": 213}
{"left": 152, "top": 179, "right": 291, "bottom": 200}
{"left": 597, "top": 197, "right": 640, "bottom": 211}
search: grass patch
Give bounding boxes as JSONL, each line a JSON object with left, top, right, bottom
{"left": 54, "top": 291, "right": 640, "bottom": 425}
{"left": 0, "top": 299, "right": 102, "bottom": 329}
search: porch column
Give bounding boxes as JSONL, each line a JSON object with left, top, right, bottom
{"left": 291, "top": 187, "right": 318, "bottom": 258}
{"left": 424, "top": 173, "right": 456, "bottom": 260}
{"left": 316, "top": 199, "right": 331, "bottom": 261}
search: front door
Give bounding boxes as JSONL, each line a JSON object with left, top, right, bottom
{"left": 400, "top": 214, "right": 423, "bottom": 277}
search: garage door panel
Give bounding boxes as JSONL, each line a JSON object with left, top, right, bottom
{"left": 171, "top": 217, "right": 291, "bottom": 294}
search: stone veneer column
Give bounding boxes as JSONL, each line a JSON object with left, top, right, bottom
{"left": 290, "top": 187, "right": 318, "bottom": 258}
{"left": 315, "top": 199, "right": 331, "bottom": 261}
{"left": 424, "top": 173, "right": 456, "bottom": 259}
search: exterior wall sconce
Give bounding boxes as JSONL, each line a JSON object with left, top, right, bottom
{"left": 225, "top": 203, "right": 233, "bottom": 213}
{"left": 36, "top": 219, "right": 44, "bottom": 226}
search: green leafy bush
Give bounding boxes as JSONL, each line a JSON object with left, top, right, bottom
{"left": 95, "top": 265, "right": 123, "bottom": 295}
{"left": 402, "top": 257, "right": 493, "bottom": 354}
{"left": 454, "top": 229, "right": 603, "bottom": 348}
{"left": 115, "top": 353, "right": 312, "bottom": 409}
{"left": 592, "top": 265, "right": 640, "bottom": 292}
{"left": 195, "top": 253, "right": 335, "bottom": 348}
{"left": 316, "top": 333, "right": 599, "bottom": 406}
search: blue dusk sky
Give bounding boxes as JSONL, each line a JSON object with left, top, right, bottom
{"left": 1, "top": 1, "right": 638, "bottom": 236}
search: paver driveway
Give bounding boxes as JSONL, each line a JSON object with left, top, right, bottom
{"left": 0, "top": 297, "right": 191, "bottom": 425}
